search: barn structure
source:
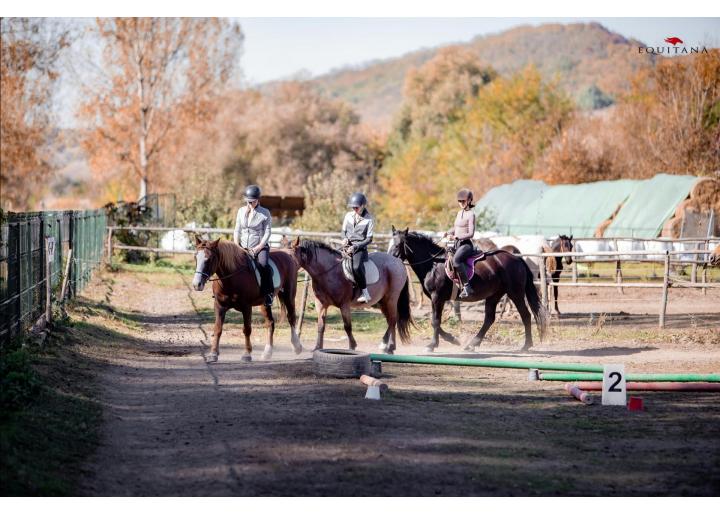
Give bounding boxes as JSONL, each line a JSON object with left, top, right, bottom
{"left": 475, "top": 174, "right": 720, "bottom": 238}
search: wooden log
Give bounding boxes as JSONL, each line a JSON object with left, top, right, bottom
{"left": 360, "top": 375, "right": 389, "bottom": 393}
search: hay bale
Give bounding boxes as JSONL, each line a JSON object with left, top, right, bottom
{"left": 662, "top": 178, "right": 720, "bottom": 238}
{"left": 661, "top": 217, "right": 683, "bottom": 238}
{"left": 690, "top": 177, "right": 720, "bottom": 205}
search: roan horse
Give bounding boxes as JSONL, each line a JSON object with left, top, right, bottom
{"left": 543, "top": 235, "right": 574, "bottom": 315}
{"left": 291, "top": 238, "right": 413, "bottom": 354}
{"left": 390, "top": 228, "right": 548, "bottom": 352}
{"left": 192, "top": 237, "right": 303, "bottom": 362}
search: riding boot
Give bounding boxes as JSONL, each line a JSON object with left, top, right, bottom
{"left": 260, "top": 267, "right": 274, "bottom": 306}
{"left": 457, "top": 262, "right": 474, "bottom": 299}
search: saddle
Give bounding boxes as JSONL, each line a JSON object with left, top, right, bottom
{"left": 444, "top": 246, "right": 488, "bottom": 285}
{"left": 341, "top": 254, "right": 380, "bottom": 285}
{"left": 248, "top": 257, "right": 281, "bottom": 289}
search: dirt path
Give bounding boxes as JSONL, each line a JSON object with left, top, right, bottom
{"left": 78, "top": 268, "right": 720, "bottom": 496}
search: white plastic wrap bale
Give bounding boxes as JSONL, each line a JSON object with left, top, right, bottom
{"left": 489, "top": 234, "right": 546, "bottom": 276}
{"left": 616, "top": 238, "right": 645, "bottom": 260}
{"left": 160, "top": 229, "right": 191, "bottom": 251}
{"left": 645, "top": 240, "right": 673, "bottom": 261}
{"left": 574, "top": 239, "right": 611, "bottom": 263}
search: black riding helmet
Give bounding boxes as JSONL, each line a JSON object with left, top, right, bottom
{"left": 244, "top": 185, "right": 261, "bottom": 201}
{"left": 347, "top": 192, "right": 368, "bottom": 208}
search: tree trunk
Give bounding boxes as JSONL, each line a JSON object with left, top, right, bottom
{"left": 139, "top": 174, "right": 148, "bottom": 203}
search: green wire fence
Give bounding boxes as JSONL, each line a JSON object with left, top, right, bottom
{"left": 0, "top": 209, "right": 107, "bottom": 346}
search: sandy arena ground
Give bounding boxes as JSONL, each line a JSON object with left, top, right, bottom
{"left": 74, "top": 265, "right": 720, "bottom": 496}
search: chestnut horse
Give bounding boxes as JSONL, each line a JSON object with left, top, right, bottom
{"left": 192, "top": 237, "right": 302, "bottom": 362}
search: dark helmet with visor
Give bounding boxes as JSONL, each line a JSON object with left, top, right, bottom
{"left": 244, "top": 185, "right": 261, "bottom": 201}
{"left": 347, "top": 192, "right": 368, "bottom": 208}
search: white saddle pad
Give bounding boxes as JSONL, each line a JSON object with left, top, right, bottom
{"left": 253, "top": 258, "right": 281, "bottom": 289}
{"left": 342, "top": 256, "right": 380, "bottom": 285}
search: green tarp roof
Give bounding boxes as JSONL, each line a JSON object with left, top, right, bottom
{"left": 604, "top": 174, "right": 698, "bottom": 238}
{"left": 476, "top": 174, "right": 698, "bottom": 237}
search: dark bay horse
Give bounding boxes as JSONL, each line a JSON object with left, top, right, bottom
{"left": 192, "top": 237, "right": 303, "bottom": 362}
{"left": 390, "top": 228, "right": 548, "bottom": 352}
{"left": 291, "top": 238, "right": 413, "bottom": 354}
{"left": 544, "top": 235, "right": 573, "bottom": 315}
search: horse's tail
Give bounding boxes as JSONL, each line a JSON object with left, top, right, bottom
{"left": 397, "top": 279, "right": 414, "bottom": 344}
{"left": 522, "top": 259, "right": 549, "bottom": 341}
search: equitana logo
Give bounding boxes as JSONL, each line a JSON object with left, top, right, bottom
{"left": 639, "top": 36, "right": 709, "bottom": 54}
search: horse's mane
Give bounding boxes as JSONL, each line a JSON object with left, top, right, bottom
{"left": 215, "top": 239, "right": 248, "bottom": 271}
{"left": 300, "top": 239, "right": 341, "bottom": 256}
{"left": 406, "top": 231, "right": 444, "bottom": 252}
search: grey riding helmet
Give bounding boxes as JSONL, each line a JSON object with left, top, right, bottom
{"left": 244, "top": 185, "right": 261, "bottom": 201}
{"left": 347, "top": 192, "right": 367, "bottom": 208}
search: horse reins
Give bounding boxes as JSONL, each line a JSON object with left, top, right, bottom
{"left": 400, "top": 240, "right": 448, "bottom": 266}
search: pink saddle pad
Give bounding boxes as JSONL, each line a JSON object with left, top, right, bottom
{"left": 444, "top": 254, "right": 486, "bottom": 284}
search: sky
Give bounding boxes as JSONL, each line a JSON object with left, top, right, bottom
{"left": 237, "top": 18, "right": 720, "bottom": 84}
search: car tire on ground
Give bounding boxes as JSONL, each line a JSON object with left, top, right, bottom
{"left": 312, "top": 349, "right": 371, "bottom": 378}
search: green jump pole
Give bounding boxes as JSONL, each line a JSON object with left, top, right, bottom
{"left": 368, "top": 354, "right": 604, "bottom": 373}
{"left": 539, "top": 372, "right": 720, "bottom": 383}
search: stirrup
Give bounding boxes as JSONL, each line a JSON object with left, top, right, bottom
{"left": 459, "top": 284, "right": 473, "bottom": 298}
{"left": 357, "top": 289, "right": 371, "bottom": 303}
{"left": 264, "top": 293, "right": 274, "bottom": 306}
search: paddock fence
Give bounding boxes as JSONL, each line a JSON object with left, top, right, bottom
{"left": 0, "top": 209, "right": 107, "bottom": 346}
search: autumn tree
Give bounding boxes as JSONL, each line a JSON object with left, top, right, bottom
{"left": 79, "top": 18, "right": 243, "bottom": 203}
{"left": 613, "top": 49, "right": 720, "bottom": 178}
{"left": 392, "top": 46, "right": 496, "bottom": 145}
{"left": 223, "top": 81, "right": 385, "bottom": 197}
{"left": 0, "top": 18, "right": 70, "bottom": 210}
{"left": 379, "top": 66, "right": 573, "bottom": 228}
{"left": 537, "top": 50, "right": 720, "bottom": 185}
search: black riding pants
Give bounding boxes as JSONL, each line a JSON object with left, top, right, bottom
{"left": 352, "top": 248, "right": 369, "bottom": 289}
{"left": 453, "top": 239, "right": 474, "bottom": 280}
{"left": 255, "top": 246, "right": 273, "bottom": 295}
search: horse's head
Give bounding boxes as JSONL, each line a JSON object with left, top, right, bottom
{"left": 192, "top": 235, "right": 220, "bottom": 291}
{"left": 291, "top": 236, "right": 309, "bottom": 267}
{"left": 390, "top": 225, "right": 411, "bottom": 261}
{"left": 558, "top": 235, "right": 574, "bottom": 264}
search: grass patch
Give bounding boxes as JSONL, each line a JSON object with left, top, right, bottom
{"left": 0, "top": 325, "right": 102, "bottom": 495}
{"left": 116, "top": 259, "right": 194, "bottom": 276}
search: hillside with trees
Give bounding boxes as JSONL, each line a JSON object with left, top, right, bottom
{"left": 313, "top": 22, "right": 652, "bottom": 127}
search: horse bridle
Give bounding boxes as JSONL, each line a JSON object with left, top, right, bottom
{"left": 397, "top": 238, "right": 447, "bottom": 266}
{"left": 194, "top": 247, "right": 251, "bottom": 283}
